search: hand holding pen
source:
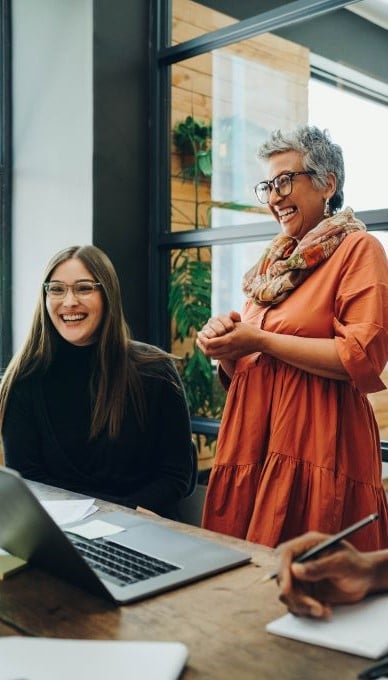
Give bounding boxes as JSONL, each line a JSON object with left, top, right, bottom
{"left": 268, "top": 514, "right": 380, "bottom": 619}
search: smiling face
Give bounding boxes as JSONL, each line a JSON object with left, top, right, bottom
{"left": 267, "top": 150, "right": 335, "bottom": 240}
{"left": 46, "top": 258, "right": 104, "bottom": 346}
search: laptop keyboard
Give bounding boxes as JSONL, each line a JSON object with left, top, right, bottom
{"left": 67, "top": 534, "right": 180, "bottom": 587}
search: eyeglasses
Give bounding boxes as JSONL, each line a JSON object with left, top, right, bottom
{"left": 254, "top": 171, "right": 316, "bottom": 204}
{"left": 44, "top": 280, "right": 102, "bottom": 299}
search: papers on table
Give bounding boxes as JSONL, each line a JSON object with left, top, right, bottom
{"left": 40, "top": 498, "right": 98, "bottom": 526}
{"left": 64, "top": 518, "right": 125, "bottom": 540}
{"left": 38, "top": 496, "right": 125, "bottom": 539}
{"left": 0, "top": 637, "right": 189, "bottom": 680}
{"left": 0, "top": 499, "right": 99, "bottom": 574}
{"left": 266, "top": 594, "right": 388, "bottom": 659}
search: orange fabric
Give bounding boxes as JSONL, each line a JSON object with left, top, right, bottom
{"left": 202, "top": 232, "right": 388, "bottom": 550}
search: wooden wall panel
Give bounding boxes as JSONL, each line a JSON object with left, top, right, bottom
{"left": 172, "top": 0, "right": 234, "bottom": 43}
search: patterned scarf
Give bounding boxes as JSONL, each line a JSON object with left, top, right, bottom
{"left": 242, "top": 208, "right": 366, "bottom": 305}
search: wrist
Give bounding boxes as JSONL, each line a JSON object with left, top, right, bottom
{"left": 365, "top": 550, "right": 388, "bottom": 595}
{"left": 254, "top": 327, "right": 267, "bottom": 353}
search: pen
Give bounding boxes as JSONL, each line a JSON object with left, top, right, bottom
{"left": 262, "top": 512, "right": 379, "bottom": 583}
{"left": 358, "top": 655, "right": 388, "bottom": 679}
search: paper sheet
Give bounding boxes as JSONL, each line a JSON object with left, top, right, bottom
{"left": 266, "top": 594, "right": 388, "bottom": 659}
{"left": 0, "top": 637, "right": 188, "bottom": 680}
{"left": 40, "top": 498, "right": 98, "bottom": 526}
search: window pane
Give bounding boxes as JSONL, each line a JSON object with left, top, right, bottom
{"left": 169, "top": 241, "right": 268, "bottom": 413}
{"left": 171, "top": 29, "right": 310, "bottom": 231}
{"left": 211, "top": 240, "right": 270, "bottom": 313}
{"left": 309, "top": 78, "right": 388, "bottom": 211}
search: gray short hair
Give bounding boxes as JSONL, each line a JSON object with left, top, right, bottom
{"left": 257, "top": 125, "right": 344, "bottom": 213}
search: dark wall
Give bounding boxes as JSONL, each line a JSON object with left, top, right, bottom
{"left": 93, "top": 0, "right": 150, "bottom": 341}
{"left": 0, "top": 0, "right": 12, "bottom": 371}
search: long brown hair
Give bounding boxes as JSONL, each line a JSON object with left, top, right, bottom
{"left": 0, "top": 245, "right": 179, "bottom": 439}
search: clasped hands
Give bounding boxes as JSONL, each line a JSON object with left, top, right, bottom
{"left": 196, "top": 310, "right": 260, "bottom": 360}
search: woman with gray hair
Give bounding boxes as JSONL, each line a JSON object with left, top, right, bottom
{"left": 0, "top": 245, "right": 193, "bottom": 517}
{"left": 197, "top": 125, "right": 388, "bottom": 550}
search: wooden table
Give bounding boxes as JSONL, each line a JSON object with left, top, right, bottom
{"left": 0, "top": 481, "right": 369, "bottom": 679}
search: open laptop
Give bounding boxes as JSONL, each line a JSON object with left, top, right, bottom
{"left": 0, "top": 466, "right": 251, "bottom": 604}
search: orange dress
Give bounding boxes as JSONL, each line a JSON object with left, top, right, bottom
{"left": 202, "top": 232, "right": 388, "bottom": 550}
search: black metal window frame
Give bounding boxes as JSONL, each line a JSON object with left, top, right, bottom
{"left": 148, "top": 0, "right": 355, "bottom": 346}
{"left": 149, "top": 0, "right": 388, "bottom": 460}
{"left": 0, "top": 0, "right": 12, "bottom": 375}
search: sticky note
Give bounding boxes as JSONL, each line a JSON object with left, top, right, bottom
{"left": 65, "top": 519, "right": 125, "bottom": 540}
{"left": 0, "top": 554, "right": 28, "bottom": 579}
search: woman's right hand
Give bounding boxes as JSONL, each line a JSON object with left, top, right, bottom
{"left": 196, "top": 311, "right": 241, "bottom": 380}
{"left": 197, "top": 310, "right": 241, "bottom": 341}
{"left": 276, "top": 532, "right": 376, "bottom": 619}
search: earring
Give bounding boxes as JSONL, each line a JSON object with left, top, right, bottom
{"left": 323, "top": 198, "right": 332, "bottom": 218}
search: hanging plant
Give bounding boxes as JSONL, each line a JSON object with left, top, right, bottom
{"left": 173, "top": 115, "right": 212, "bottom": 180}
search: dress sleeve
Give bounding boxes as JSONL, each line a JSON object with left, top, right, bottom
{"left": 2, "top": 381, "right": 48, "bottom": 480}
{"left": 334, "top": 232, "right": 388, "bottom": 394}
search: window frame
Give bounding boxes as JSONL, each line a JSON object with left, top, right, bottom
{"left": 149, "top": 0, "right": 355, "bottom": 345}
{"left": 149, "top": 0, "right": 388, "bottom": 459}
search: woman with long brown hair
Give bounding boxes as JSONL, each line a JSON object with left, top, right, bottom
{"left": 0, "top": 245, "right": 193, "bottom": 517}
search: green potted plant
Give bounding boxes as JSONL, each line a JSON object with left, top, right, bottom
{"left": 173, "top": 115, "right": 212, "bottom": 230}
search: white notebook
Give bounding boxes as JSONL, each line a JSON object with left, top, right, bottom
{"left": 266, "top": 594, "right": 388, "bottom": 659}
{"left": 0, "top": 637, "right": 189, "bottom": 680}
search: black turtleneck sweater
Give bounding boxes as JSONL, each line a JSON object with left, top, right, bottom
{"left": 2, "top": 338, "right": 193, "bottom": 517}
